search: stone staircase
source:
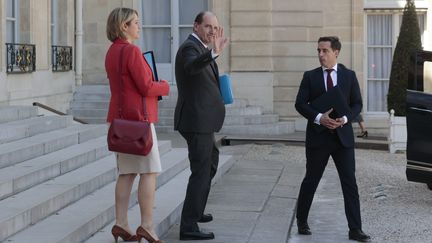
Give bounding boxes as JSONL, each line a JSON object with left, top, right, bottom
{"left": 69, "top": 85, "right": 295, "bottom": 135}
{"left": 0, "top": 105, "right": 233, "bottom": 242}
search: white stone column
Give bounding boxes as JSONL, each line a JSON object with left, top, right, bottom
{"left": 75, "top": 0, "right": 83, "bottom": 87}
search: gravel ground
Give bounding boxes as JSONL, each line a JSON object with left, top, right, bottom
{"left": 356, "top": 149, "right": 432, "bottom": 243}
{"left": 233, "top": 144, "right": 432, "bottom": 243}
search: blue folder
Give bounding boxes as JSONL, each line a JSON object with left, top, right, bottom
{"left": 219, "top": 74, "right": 234, "bottom": 105}
{"left": 143, "top": 51, "right": 162, "bottom": 101}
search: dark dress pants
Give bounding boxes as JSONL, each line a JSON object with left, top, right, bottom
{"left": 296, "top": 133, "right": 362, "bottom": 230}
{"left": 179, "top": 132, "right": 219, "bottom": 232}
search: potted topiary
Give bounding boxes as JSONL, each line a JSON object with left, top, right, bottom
{"left": 387, "top": 0, "right": 422, "bottom": 153}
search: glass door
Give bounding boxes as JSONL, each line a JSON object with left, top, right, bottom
{"left": 140, "top": 0, "right": 173, "bottom": 83}
{"left": 140, "top": 0, "right": 208, "bottom": 85}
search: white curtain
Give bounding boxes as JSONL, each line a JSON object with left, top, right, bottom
{"left": 367, "top": 15, "right": 392, "bottom": 112}
{"left": 367, "top": 13, "right": 425, "bottom": 112}
{"left": 141, "top": 0, "right": 171, "bottom": 63}
{"left": 179, "top": 0, "right": 208, "bottom": 44}
{"left": 6, "top": 0, "right": 18, "bottom": 43}
{"left": 140, "top": 0, "right": 208, "bottom": 63}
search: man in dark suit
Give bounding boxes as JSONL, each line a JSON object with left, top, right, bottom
{"left": 174, "top": 11, "right": 228, "bottom": 241}
{"left": 294, "top": 36, "right": 371, "bottom": 242}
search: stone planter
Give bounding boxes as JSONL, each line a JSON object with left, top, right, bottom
{"left": 388, "top": 109, "right": 407, "bottom": 153}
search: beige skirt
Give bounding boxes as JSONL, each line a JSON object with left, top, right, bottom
{"left": 116, "top": 123, "right": 162, "bottom": 174}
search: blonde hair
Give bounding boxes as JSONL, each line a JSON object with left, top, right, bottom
{"left": 106, "top": 8, "right": 138, "bottom": 42}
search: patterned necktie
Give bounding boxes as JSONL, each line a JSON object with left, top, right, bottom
{"left": 326, "top": 69, "right": 334, "bottom": 91}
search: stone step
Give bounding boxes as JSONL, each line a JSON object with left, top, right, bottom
{"left": 0, "top": 136, "right": 109, "bottom": 200}
{"left": 159, "top": 105, "right": 264, "bottom": 116}
{"left": 0, "top": 137, "right": 171, "bottom": 201}
{"left": 157, "top": 99, "right": 253, "bottom": 117}
{"left": 220, "top": 121, "right": 295, "bottom": 135}
{"left": 75, "top": 85, "right": 111, "bottom": 94}
{"left": 0, "top": 155, "right": 117, "bottom": 242}
{"left": 158, "top": 98, "right": 250, "bottom": 112}
{"left": 352, "top": 116, "right": 390, "bottom": 137}
{"left": 0, "top": 124, "right": 107, "bottom": 169}
{"left": 68, "top": 108, "right": 108, "bottom": 118}
{"left": 226, "top": 106, "right": 262, "bottom": 116}
{"left": 74, "top": 117, "right": 107, "bottom": 124}
{"left": 73, "top": 92, "right": 111, "bottom": 101}
{"left": 225, "top": 98, "right": 249, "bottom": 108}
{"left": 0, "top": 106, "right": 38, "bottom": 124}
{"left": 225, "top": 114, "right": 279, "bottom": 125}
{"left": 69, "top": 101, "right": 109, "bottom": 110}
{"left": 86, "top": 155, "right": 234, "bottom": 243}
{"left": 0, "top": 115, "right": 73, "bottom": 145}
{"left": 158, "top": 100, "right": 177, "bottom": 108}
{"left": 5, "top": 148, "right": 194, "bottom": 243}
{"left": 157, "top": 114, "right": 280, "bottom": 127}
{"left": 155, "top": 125, "right": 176, "bottom": 133}
{"left": 158, "top": 108, "right": 175, "bottom": 117}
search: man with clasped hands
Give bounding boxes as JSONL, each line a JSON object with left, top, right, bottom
{"left": 174, "top": 11, "right": 229, "bottom": 241}
{"left": 294, "top": 36, "right": 371, "bottom": 242}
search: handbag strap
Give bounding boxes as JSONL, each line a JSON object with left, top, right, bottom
{"left": 117, "top": 44, "right": 149, "bottom": 121}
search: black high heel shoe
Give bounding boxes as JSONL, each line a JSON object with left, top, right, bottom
{"left": 357, "top": 131, "right": 368, "bottom": 138}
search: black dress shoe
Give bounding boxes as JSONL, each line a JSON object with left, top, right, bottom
{"left": 349, "top": 229, "right": 371, "bottom": 242}
{"left": 180, "top": 230, "right": 215, "bottom": 241}
{"left": 297, "top": 221, "right": 311, "bottom": 235}
{"left": 198, "top": 213, "right": 213, "bottom": 223}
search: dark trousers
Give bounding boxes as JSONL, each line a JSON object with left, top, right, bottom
{"left": 296, "top": 134, "right": 362, "bottom": 230}
{"left": 179, "top": 132, "right": 219, "bottom": 232}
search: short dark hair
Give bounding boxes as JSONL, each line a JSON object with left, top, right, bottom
{"left": 194, "top": 11, "right": 206, "bottom": 24}
{"left": 318, "top": 36, "right": 341, "bottom": 51}
{"left": 194, "top": 11, "right": 215, "bottom": 24}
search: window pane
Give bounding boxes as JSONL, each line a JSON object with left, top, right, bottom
{"left": 367, "top": 14, "right": 393, "bottom": 112}
{"left": 367, "top": 15, "right": 392, "bottom": 45}
{"left": 179, "top": 0, "right": 208, "bottom": 25}
{"left": 51, "top": 0, "right": 54, "bottom": 24}
{"left": 179, "top": 27, "right": 192, "bottom": 45}
{"left": 368, "top": 80, "right": 388, "bottom": 112}
{"left": 142, "top": 28, "right": 171, "bottom": 63}
{"left": 7, "top": 0, "right": 15, "bottom": 18}
{"left": 142, "top": 0, "right": 170, "bottom": 25}
{"left": 367, "top": 47, "right": 392, "bottom": 79}
{"left": 6, "top": 21, "right": 15, "bottom": 43}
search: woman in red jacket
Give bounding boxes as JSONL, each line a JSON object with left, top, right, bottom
{"left": 105, "top": 8, "right": 169, "bottom": 243}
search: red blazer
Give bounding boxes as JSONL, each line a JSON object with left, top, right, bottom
{"left": 105, "top": 39, "right": 169, "bottom": 123}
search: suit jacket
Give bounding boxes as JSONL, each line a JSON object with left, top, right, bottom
{"left": 295, "top": 64, "right": 362, "bottom": 148}
{"left": 174, "top": 34, "right": 226, "bottom": 133}
{"left": 105, "top": 39, "right": 169, "bottom": 123}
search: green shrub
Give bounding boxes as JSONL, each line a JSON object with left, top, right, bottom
{"left": 387, "top": 0, "right": 422, "bottom": 116}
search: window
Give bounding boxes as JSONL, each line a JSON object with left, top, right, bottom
{"left": 6, "top": 0, "right": 19, "bottom": 43}
{"left": 140, "top": 0, "right": 208, "bottom": 84}
{"left": 141, "top": 0, "right": 172, "bottom": 63}
{"left": 51, "top": 0, "right": 58, "bottom": 45}
{"left": 179, "top": 0, "right": 208, "bottom": 44}
{"left": 366, "top": 11, "right": 426, "bottom": 112}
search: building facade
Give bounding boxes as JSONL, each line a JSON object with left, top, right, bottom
{"left": 1, "top": 0, "right": 431, "bottom": 128}
{"left": 0, "top": 0, "right": 75, "bottom": 112}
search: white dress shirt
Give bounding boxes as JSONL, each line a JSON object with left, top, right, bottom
{"left": 314, "top": 63, "right": 348, "bottom": 125}
{"left": 191, "top": 33, "right": 219, "bottom": 59}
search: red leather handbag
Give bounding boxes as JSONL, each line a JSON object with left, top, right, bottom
{"left": 107, "top": 44, "right": 153, "bottom": 156}
{"left": 108, "top": 117, "right": 152, "bottom": 156}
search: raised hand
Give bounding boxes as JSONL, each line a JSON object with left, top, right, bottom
{"left": 212, "top": 26, "right": 229, "bottom": 55}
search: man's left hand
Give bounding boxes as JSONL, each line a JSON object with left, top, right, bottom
{"left": 212, "top": 27, "right": 229, "bottom": 55}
